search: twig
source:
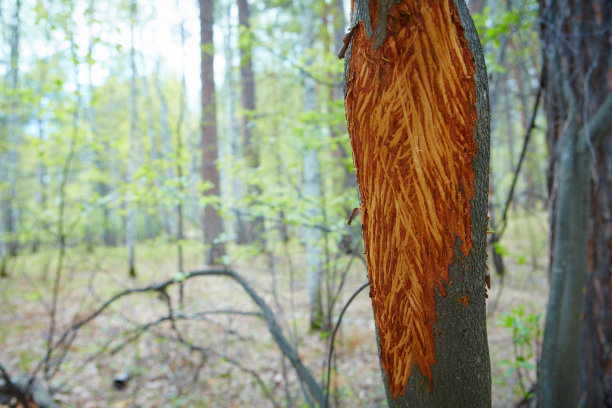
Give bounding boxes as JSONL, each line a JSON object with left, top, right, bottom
{"left": 497, "top": 67, "right": 545, "bottom": 238}
{"left": 152, "top": 317, "right": 282, "bottom": 408}
{"left": 324, "top": 281, "right": 369, "bottom": 408}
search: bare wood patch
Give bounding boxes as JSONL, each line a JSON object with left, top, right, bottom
{"left": 345, "top": 0, "right": 478, "bottom": 396}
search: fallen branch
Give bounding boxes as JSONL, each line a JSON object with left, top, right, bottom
{"left": 37, "top": 268, "right": 325, "bottom": 406}
{"left": 0, "top": 364, "right": 58, "bottom": 408}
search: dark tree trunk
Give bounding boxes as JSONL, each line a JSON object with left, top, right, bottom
{"left": 343, "top": 0, "right": 491, "bottom": 405}
{"left": 200, "top": 0, "right": 226, "bottom": 264}
{"left": 237, "top": 0, "right": 265, "bottom": 245}
{"left": 538, "top": 1, "right": 612, "bottom": 406}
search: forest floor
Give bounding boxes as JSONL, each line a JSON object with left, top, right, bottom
{"left": 0, "top": 210, "right": 548, "bottom": 408}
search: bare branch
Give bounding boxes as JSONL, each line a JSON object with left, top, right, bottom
{"left": 324, "top": 281, "right": 369, "bottom": 408}
{"left": 498, "top": 67, "right": 545, "bottom": 237}
{"left": 37, "top": 268, "right": 324, "bottom": 406}
{"left": 0, "top": 363, "right": 58, "bottom": 408}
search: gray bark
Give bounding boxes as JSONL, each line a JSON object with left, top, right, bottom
{"left": 200, "top": 0, "right": 226, "bottom": 264}
{"left": 301, "top": 0, "right": 324, "bottom": 330}
{"left": 153, "top": 63, "right": 175, "bottom": 236}
{"left": 539, "top": 120, "right": 589, "bottom": 408}
{"left": 1, "top": 0, "right": 22, "bottom": 259}
{"left": 223, "top": 3, "right": 246, "bottom": 244}
{"left": 126, "top": 0, "right": 138, "bottom": 277}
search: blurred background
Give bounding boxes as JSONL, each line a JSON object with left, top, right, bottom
{"left": 1, "top": 0, "right": 607, "bottom": 407}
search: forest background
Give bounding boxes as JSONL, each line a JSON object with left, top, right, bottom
{"left": 0, "top": 0, "right": 558, "bottom": 406}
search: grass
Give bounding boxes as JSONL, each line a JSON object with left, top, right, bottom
{"left": 0, "top": 209, "right": 549, "bottom": 407}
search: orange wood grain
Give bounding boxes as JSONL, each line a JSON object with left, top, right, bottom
{"left": 345, "top": 0, "right": 478, "bottom": 396}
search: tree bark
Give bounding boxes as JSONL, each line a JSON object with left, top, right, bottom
{"left": 301, "top": 0, "right": 325, "bottom": 331}
{"left": 538, "top": 0, "right": 612, "bottom": 406}
{"left": 1, "top": 0, "right": 22, "bottom": 260}
{"left": 343, "top": 0, "right": 491, "bottom": 405}
{"left": 224, "top": 2, "right": 246, "bottom": 245}
{"left": 126, "top": 0, "right": 138, "bottom": 277}
{"left": 200, "top": 0, "right": 226, "bottom": 264}
{"left": 153, "top": 62, "right": 174, "bottom": 236}
{"left": 237, "top": 0, "right": 265, "bottom": 245}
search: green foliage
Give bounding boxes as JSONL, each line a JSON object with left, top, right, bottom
{"left": 495, "top": 307, "right": 542, "bottom": 400}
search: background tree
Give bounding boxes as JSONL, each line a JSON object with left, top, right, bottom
{"left": 237, "top": 0, "right": 263, "bottom": 245}
{"left": 1, "top": 0, "right": 22, "bottom": 267}
{"left": 301, "top": 0, "right": 325, "bottom": 330}
{"left": 200, "top": 0, "right": 226, "bottom": 264}
{"left": 344, "top": 0, "right": 491, "bottom": 405}
{"left": 126, "top": 0, "right": 139, "bottom": 277}
{"left": 538, "top": 0, "right": 612, "bottom": 406}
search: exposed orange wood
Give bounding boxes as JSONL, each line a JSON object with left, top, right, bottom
{"left": 345, "top": 0, "right": 478, "bottom": 396}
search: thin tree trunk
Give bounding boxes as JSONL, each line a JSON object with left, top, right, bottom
{"left": 237, "top": 0, "right": 264, "bottom": 245}
{"left": 200, "top": 0, "right": 226, "bottom": 264}
{"left": 126, "top": 0, "right": 138, "bottom": 277}
{"left": 153, "top": 62, "right": 175, "bottom": 236}
{"left": 1, "top": 0, "right": 22, "bottom": 259}
{"left": 344, "top": 0, "right": 491, "bottom": 405}
{"left": 224, "top": 3, "right": 246, "bottom": 244}
{"left": 512, "top": 53, "right": 538, "bottom": 209}
{"left": 301, "top": 0, "right": 324, "bottom": 331}
{"left": 176, "top": 7, "right": 189, "bottom": 298}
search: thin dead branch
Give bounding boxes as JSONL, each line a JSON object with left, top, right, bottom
{"left": 36, "top": 268, "right": 325, "bottom": 406}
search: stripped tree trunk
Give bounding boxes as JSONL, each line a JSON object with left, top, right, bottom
{"left": 538, "top": 1, "right": 612, "bottom": 406}
{"left": 200, "top": 0, "right": 226, "bottom": 264}
{"left": 301, "top": 0, "right": 325, "bottom": 330}
{"left": 343, "top": 0, "right": 491, "bottom": 404}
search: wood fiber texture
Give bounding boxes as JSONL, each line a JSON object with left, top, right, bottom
{"left": 345, "top": 0, "right": 479, "bottom": 397}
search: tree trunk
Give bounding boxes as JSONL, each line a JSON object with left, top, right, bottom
{"left": 538, "top": 1, "right": 612, "bottom": 406}
{"left": 301, "top": 0, "right": 325, "bottom": 331}
{"left": 200, "top": 0, "right": 226, "bottom": 264}
{"left": 343, "top": 0, "right": 491, "bottom": 405}
{"left": 126, "top": 0, "right": 138, "bottom": 277}
{"left": 237, "top": 0, "right": 265, "bottom": 245}
{"left": 175, "top": 5, "right": 190, "bottom": 286}
{"left": 1, "top": 0, "right": 22, "bottom": 260}
{"left": 153, "top": 62, "right": 175, "bottom": 236}
{"left": 223, "top": 2, "right": 246, "bottom": 245}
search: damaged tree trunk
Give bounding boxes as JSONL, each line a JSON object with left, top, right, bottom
{"left": 343, "top": 0, "right": 491, "bottom": 405}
